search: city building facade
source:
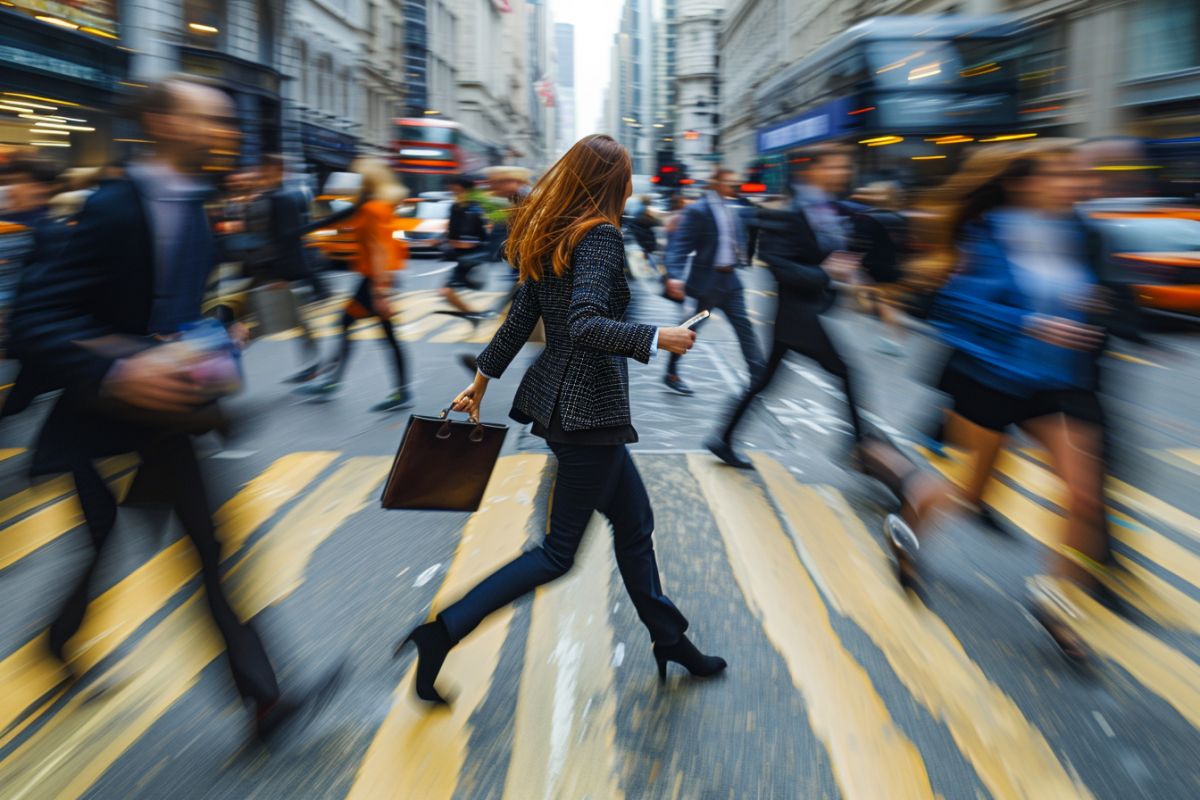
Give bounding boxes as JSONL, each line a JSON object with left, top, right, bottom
{"left": 613, "top": 0, "right": 656, "bottom": 174}
{"left": 554, "top": 22, "right": 576, "bottom": 155}
{"left": 674, "top": 0, "right": 724, "bottom": 176}
{"left": 720, "top": 0, "right": 1200, "bottom": 181}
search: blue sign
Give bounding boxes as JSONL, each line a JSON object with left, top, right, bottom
{"left": 757, "top": 98, "right": 852, "bottom": 154}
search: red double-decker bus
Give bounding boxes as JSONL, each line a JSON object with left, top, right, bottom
{"left": 391, "top": 117, "right": 495, "bottom": 195}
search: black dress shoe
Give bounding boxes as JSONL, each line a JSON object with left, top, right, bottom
{"left": 653, "top": 635, "right": 726, "bottom": 684}
{"left": 254, "top": 660, "right": 347, "bottom": 745}
{"left": 664, "top": 374, "right": 694, "bottom": 395}
{"left": 705, "top": 436, "right": 753, "bottom": 469}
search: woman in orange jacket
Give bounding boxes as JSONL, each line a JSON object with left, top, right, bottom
{"left": 299, "top": 157, "right": 412, "bottom": 411}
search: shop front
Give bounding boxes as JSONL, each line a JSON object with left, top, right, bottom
{"left": 0, "top": 7, "right": 129, "bottom": 167}
{"left": 301, "top": 120, "right": 359, "bottom": 179}
{"left": 180, "top": 45, "right": 283, "bottom": 167}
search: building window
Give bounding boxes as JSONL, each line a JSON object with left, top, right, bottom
{"left": 298, "top": 40, "right": 309, "bottom": 106}
{"left": 257, "top": 0, "right": 275, "bottom": 66}
{"left": 1127, "top": 0, "right": 1200, "bottom": 77}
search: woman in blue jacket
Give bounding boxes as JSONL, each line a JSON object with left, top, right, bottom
{"left": 863, "top": 142, "right": 1110, "bottom": 663}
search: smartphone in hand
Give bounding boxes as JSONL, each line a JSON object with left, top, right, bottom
{"left": 680, "top": 310, "right": 710, "bottom": 330}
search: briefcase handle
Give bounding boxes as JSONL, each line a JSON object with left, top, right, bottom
{"left": 437, "top": 408, "right": 486, "bottom": 443}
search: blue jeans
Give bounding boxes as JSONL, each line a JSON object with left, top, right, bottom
{"left": 438, "top": 443, "right": 689, "bottom": 645}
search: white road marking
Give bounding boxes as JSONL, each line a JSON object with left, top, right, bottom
{"left": 612, "top": 642, "right": 625, "bottom": 668}
{"left": 209, "top": 450, "right": 258, "bottom": 460}
{"left": 1093, "top": 711, "right": 1116, "bottom": 738}
{"left": 413, "top": 563, "right": 442, "bottom": 587}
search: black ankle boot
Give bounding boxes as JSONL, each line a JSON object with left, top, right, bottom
{"left": 394, "top": 620, "right": 452, "bottom": 705}
{"left": 653, "top": 635, "right": 727, "bottom": 684}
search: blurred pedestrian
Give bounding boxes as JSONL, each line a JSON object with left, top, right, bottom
{"left": 860, "top": 141, "right": 1112, "bottom": 663}
{"left": 481, "top": 165, "right": 531, "bottom": 313}
{"left": 297, "top": 156, "right": 412, "bottom": 411}
{"left": 847, "top": 181, "right": 911, "bottom": 355}
{"left": 437, "top": 175, "right": 490, "bottom": 321}
{"left": 397, "top": 135, "right": 725, "bottom": 705}
{"left": 0, "top": 156, "right": 68, "bottom": 352}
{"left": 8, "top": 77, "right": 333, "bottom": 741}
{"left": 706, "top": 145, "right": 865, "bottom": 468}
{"left": 255, "top": 153, "right": 323, "bottom": 382}
{"left": 662, "top": 167, "right": 765, "bottom": 396}
{"left": 627, "top": 194, "right": 662, "bottom": 274}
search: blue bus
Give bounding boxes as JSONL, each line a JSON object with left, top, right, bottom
{"left": 749, "top": 15, "right": 1045, "bottom": 191}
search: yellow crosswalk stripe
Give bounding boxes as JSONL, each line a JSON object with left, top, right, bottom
{"left": 0, "top": 448, "right": 25, "bottom": 462}
{"left": 0, "top": 454, "right": 136, "bottom": 533}
{"left": 0, "top": 455, "right": 382, "bottom": 800}
{"left": 0, "top": 453, "right": 336, "bottom": 741}
{"left": 922, "top": 451, "right": 1200, "bottom": 733}
{"left": 750, "top": 454, "right": 1093, "bottom": 799}
{"left": 349, "top": 454, "right": 549, "bottom": 800}
{"left": 215, "top": 452, "right": 340, "bottom": 561}
{"left": 689, "top": 455, "right": 935, "bottom": 800}
{"left": 1036, "top": 577, "right": 1200, "bottom": 731}
{"left": 502, "top": 516, "right": 622, "bottom": 800}
{"left": 0, "top": 468, "right": 137, "bottom": 572}
{"left": 261, "top": 289, "right": 505, "bottom": 345}
{"left": 925, "top": 451, "right": 1193, "bottom": 629}
{"left": 227, "top": 456, "right": 391, "bottom": 613}
{"left": 991, "top": 451, "right": 1200, "bottom": 591}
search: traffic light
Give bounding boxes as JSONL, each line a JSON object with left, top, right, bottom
{"left": 655, "top": 162, "right": 689, "bottom": 189}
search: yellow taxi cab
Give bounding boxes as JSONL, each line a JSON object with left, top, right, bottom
{"left": 1080, "top": 200, "right": 1200, "bottom": 318}
{"left": 305, "top": 185, "right": 449, "bottom": 266}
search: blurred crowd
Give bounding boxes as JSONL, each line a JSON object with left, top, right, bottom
{"left": 0, "top": 72, "right": 1197, "bottom": 748}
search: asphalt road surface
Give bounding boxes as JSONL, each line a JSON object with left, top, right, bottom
{"left": 2, "top": 254, "right": 1200, "bottom": 799}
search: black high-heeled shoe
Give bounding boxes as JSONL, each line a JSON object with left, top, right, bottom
{"left": 652, "top": 635, "right": 727, "bottom": 684}
{"left": 394, "top": 620, "right": 452, "bottom": 705}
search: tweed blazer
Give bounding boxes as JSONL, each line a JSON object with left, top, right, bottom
{"left": 476, "top": 223, "right": 656, "bottom": 432}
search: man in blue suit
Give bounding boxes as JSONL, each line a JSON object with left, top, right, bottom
{"left": 662, "top": 168, "right": 765, "bottom": 395}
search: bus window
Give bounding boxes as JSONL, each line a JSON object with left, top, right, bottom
{"left": 397, "top": 124, "right": 455, "bottom": 145}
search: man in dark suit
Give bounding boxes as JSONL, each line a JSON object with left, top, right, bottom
{"left": 9, "top": 78, "right": 324, "bottom": 742}
{"left": 706, "top": 144, "right": 866, "bottom": 468}
{"left": 255, "top": 153, "right": 324, "bottom": 382}
{"left": 662, "top": 168, "right": 765, "bottom": 395}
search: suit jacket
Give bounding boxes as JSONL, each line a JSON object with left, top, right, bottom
{"left": 664, "top": 195, "right": 748, "bottom": 299}
{"left": 8, "top": 175, "right": 219, "bottom": 474}
{"left": 476, "top": 223, "right": 655, "bottom": 433}
{"left": 260, "top": 186, "right": 310, "bottom": 282}
{"left": 750, "top": 204, "right": 835, "bottom": 347}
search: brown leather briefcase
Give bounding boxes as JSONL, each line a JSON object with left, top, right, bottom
{"left": 380, "top": 410, "right": 508, "bottom": 512}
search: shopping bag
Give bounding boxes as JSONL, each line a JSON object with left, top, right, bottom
{"left": 380, "top": 409, "right": 508, "bottom": 512}
{"left": 250, "top": 283, "right": 302, "bottom": 335}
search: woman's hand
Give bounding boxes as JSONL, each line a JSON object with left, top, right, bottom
{"left": 656, "top": 327, "right": 697, "bottom": 356}
{"left": 451, "top": 372, "right": 489, "bottom": 420}
{"left": 1027, "top": 314, "right": 1103, "bottom": 351}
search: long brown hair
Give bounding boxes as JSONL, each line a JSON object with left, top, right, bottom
{"left": 505, "top": 134, "right": 631, "bottom": 282}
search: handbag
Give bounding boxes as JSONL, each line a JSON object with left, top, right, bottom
{"left": 250, "top": 283, "right": 303, "bottom": 335}
{"left": 380, "top": 408, "right": 508, "bottom": 512}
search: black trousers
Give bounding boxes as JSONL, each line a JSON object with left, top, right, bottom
{"left": 667, "top": 272, "right": 765, "bottom": 382}
{"left": 720, "top": 313, "right": 864, "bottom": 443}
{"left": 331, "top": 275, "right": 408, "bottom": 390}
{"left": 438, "top": 442, "right": 688, "bottom": 645}
{"left": 54, "top": 433, "right": 279, "bottom": 706}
